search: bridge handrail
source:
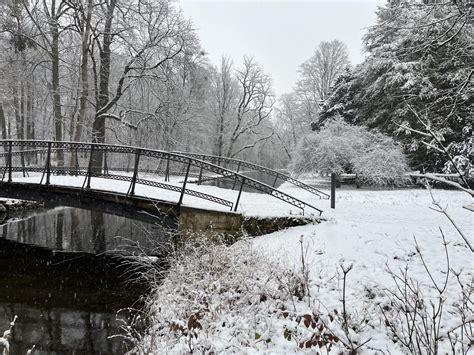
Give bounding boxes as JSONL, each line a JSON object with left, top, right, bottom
{"left": 173, "top": 151, "right": 330, "bottom": 199}
{"left": 0, "top": 140, "right": 323, "bottom": 215}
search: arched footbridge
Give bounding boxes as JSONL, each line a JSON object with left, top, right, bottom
{"left": 0, "top": 140, "right": 326, "bottom": 219}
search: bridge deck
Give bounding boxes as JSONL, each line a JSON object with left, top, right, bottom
{"left": 6, "top": 173, "right": 328, "bottom": 218}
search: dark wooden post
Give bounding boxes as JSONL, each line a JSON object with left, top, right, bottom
{"left": 233, "top": 178, "right": 244, "bottom": 212}
{"left": 45, "top": 142, "right": 52, "bottom": 185}
{"left": 165, "top": 157, "right": 170, "bottom": 182}
{"left": 7, "top": 141, "right": 12, "bottom": 182}
{"left": 331, "top": 172, "right": 336, "bottom": 209}
{"left": 128, "top": 148, "right": 141, "bottom": 196}
{"left": 177, "top": 161, "right": 191, "bottom": 207}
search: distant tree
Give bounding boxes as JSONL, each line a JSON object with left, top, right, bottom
{"left": 211, "top": 56, "right": 236, "bottom": 157}
{"left": 209, "top": 56, "right": 275, "bottom": 159}
{"left": 292, "top": 119, "right": 408, "bottom": 186}
{"left": 296, "top": 40, "right": 349, "bottom": 123}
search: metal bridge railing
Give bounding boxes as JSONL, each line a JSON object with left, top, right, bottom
{"left": 0, "top": 140, "right": 323, "bottom": 215}
{"left": 173, "top": 151, "right": 330, "bottom": 199}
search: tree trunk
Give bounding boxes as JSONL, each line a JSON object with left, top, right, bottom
{"left": 0, "top": 103, "right": 7, "bottom": 152}
{"left": 91, "top": 0, "right": 117, "bottom": 171}
{"left": 13, "top": 85, "right": 23, "bottom": 140}
{"left": 71, "top": 0, "right": 93, "bottom": 169}
{"left": 50, "top": 0, "right": 63, "bottom": 164}
{"left": 73, "top": 0, "right": 93, "bottom": 143}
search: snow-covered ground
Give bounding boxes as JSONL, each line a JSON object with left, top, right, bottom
{"left": 249, "top": 185, "right": 473, "bottom": 352}
{"left": 258, "top": 184, "right": 472, "bottom": 287}
{"left": 137, "top": 183, "right": 472, "bottom": 353}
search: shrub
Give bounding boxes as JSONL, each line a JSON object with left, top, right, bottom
{"left": 292, "top": 119, "right": 409, "bottom": 185}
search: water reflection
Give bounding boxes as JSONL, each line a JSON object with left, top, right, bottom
{"left": 1, "top": 304, "right": 129, "bottom": 354}
{"left": 0, "top": 207, "right": 170, "bottom": 354}
{"left": 0, "top": 206, "right": 168, "bottom": 253}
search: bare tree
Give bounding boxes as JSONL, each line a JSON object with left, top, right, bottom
{"left": 211, "top": 56, "right": 236, "bottom": 157}
{"left": 225, "top": 57, "right": 274, "bottom": 158}
{"left": 87, "top": 0, "right": 193, "bottom": 168}
{"left": 296, "top": 40, "right": 349, "bottom": 122}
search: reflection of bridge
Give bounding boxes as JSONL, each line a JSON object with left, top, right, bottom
{"left": 0, "top": 140, "right": 327, "bottom": 217}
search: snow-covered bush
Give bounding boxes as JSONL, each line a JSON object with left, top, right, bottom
{"left": 130, "top": 237, "right": 352, "bottom": 354}
{"left": 380, "top": 234, "right": 474, "bottom": 354}
{"left": 292, "top": 119, "right": 409, "bottom": 185}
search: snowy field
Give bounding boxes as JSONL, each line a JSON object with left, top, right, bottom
{"left": 136, "top": 182, "right": 472, "bottom": 353}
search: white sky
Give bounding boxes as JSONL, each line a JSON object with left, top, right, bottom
{"left": 178, "top": 0, "right": 384, "bottom": 96}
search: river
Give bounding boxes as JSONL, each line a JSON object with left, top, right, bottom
{"left": 0, "top": 206, "right": 170, "bottom": 354}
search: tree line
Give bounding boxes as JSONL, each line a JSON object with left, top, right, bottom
{"left": 0, "top": 0, "right": 281, "bottom": 167}
{"left": 280, "top": 1, "right": 472, "bottom": 177}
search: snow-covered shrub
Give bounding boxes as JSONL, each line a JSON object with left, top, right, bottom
{"left": 292, "top": 119, "right": 409, "bottom": 185}
{"left": 380, "top": 235, "right": 474, "bottom": 354}
{"left": 131, "top": 237, "right": 350, "bottom": 353}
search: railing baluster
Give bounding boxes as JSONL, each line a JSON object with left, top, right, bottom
{"left": 177, "top": 160, "right": 191, "bottom": 207}
{"left": 7, "top": 141, "right": 12, "bottom": 182}
{"left": 197, "top": 165, "right": 203, "bottom": 185}
{"left": 84, "top": 144, "right": 95, "bottom": 189}
{"left": 128, "top": 148, "right": 141, "bottom": 196}
{"left": 74, "top": 148, "right": 79, "bottom": 176}
{"left": 232, "top": 161, "right": 241, "bottom": 190}
{"left": 103, "top": 150, "right": 109, "bottom": 174}
{"left": 40, "top": 142, "right": 52, "bottom": 186}
{"left": 272, "top": 172, "right": 279, "bottom": 187}
{"left": 165, "top": 157, "right": 170, "bottom": 182}
{"left": 233, "top": 178, "right": 244, "bottom": 212}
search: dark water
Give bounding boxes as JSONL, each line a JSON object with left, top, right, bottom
{"left": 0, "top": 207, "right": 170, "bottom": 354}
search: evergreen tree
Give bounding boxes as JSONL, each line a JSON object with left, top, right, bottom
{"left": 321, "top": 2, "right": 473, "bottom": 173}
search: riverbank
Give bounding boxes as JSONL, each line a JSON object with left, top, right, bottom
{"left": 134, "top": 187, "right": 473, "bottom": 353}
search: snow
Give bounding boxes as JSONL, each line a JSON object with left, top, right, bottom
{"left": 5, "top": 172, "right": 473, "bottom": 352}
{"left": 7, "top": 172, "right": 322, "bottom": 217}
{"left": 250, "top": 185, "right": 473, "bottom": 352}
{"left": 137, "top": 182, "right": 473, "bottom": 353}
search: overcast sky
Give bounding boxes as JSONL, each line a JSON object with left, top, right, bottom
{"left": 178, "top": 0, "right": 384, "bottom": 96}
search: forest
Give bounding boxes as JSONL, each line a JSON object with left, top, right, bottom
{"left": 0, "top": 0, "right": 471, "bottom": 177}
